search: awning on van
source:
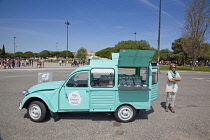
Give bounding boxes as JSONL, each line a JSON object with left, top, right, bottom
{"left": 118, "top": 50, "right": 155, "bottom": 67}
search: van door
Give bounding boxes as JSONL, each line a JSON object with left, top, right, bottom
{"left": 89, "top": 68, "right": 116, "bottom": 111}
{"left": 59, "top": 71, "right": 90, "bottom": 111}
{"left": 151, "top": 68, "right": 158, "bottom": 101}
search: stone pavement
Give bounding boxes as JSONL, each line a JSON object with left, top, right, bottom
{"left": 1, "top": 69, "right": 210, "bottom": 140}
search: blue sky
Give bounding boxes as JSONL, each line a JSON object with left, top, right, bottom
{"left": 0, "top": 0, "right": 190, "bottom": 53}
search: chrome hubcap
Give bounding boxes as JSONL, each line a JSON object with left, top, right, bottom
{"left": 29, "top": 104, "right": 41, "bottom": 120}
{"left": 118, "top": 106, "right": 133, "bottom": 121}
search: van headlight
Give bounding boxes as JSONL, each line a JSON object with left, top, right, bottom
{"left": 22, "top": 90, "right": 28, "bottom": 95}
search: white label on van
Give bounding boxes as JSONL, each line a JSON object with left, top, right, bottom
{"left": 68, "top": 91, "right": 82, "bottom": 106}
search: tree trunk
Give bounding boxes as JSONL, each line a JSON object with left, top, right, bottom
{"left": 191, "top": 65, "right": 195, "bottom": 70}
{"left": 191, "top": 58, "right": 196, "bottom": 70}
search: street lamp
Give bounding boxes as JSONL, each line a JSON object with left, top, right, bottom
{"left": 14, "top": 37, "right": 16, "bottom": 53}
{"left": 157, "top": 0, "right": 162, "bottom": 63}
{"left": 65, "top": 21, "right": 70, "bottom": 60}
{"left": 134, "top": 32, "right": 137, "bottom": 41}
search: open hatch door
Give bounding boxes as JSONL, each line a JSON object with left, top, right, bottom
{"left": 118, "top": 50, "right": 155, "bottom": 67}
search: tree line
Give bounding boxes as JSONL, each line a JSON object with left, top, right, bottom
{"left": 95, "top": 39, "right": 210, "bottom": 64}
{"left": 0, "top": 47, "right": 88, "bottom": 60}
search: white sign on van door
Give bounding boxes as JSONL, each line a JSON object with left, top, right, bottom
{"left": 68, "top": 91, "right": 82, "bottom": 106}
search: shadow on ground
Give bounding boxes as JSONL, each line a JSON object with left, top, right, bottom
{"left": 23, "top": 107, "right": 156, "bottom": 122}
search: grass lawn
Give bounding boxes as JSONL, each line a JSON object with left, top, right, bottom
{"left": 159, "top": 65, "right": 210, "bottom": 72}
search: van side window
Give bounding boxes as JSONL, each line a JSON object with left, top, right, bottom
{"left": 66, "top": 72, "right": 88, "bottom": 87}
{"left": 152, "top": 68, "right": 158, "bottom": 85}
{"left": 140, "top": 67, "right": 147, "bottom": 85}
{"left": 91, "top": 68, "right": 115, "bottom": 88}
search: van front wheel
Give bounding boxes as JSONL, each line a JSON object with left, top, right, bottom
{"left": 114, "top": 105, "right": 136, "bottom": 123}
{"left": 28, "top": 101, "right": 47, "bottom": 122}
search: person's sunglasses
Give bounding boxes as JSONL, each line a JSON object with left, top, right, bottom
{"left": 172, "top": 67, "right": 176, "bottom": 68}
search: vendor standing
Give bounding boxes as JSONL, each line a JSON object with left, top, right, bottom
{"left": 165, "top": 64, "right": 181, "bottom": 113}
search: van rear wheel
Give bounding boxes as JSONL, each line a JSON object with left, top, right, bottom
{"left": 28, "top": 101, "right": 47, "bottom": 122}
{"left": 114, "top": 105, "right": 136, "bottom": 123}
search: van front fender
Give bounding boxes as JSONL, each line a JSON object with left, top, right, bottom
{"left": 19, "top": 93, "right": 57, "bottom": 112}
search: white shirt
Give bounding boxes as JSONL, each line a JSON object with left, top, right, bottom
{"left": 165, "top": 71, "right": 181, "bottom": 93}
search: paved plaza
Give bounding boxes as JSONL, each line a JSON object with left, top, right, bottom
{"left": 0, "top": 63, "right": 210, "bottom": 140}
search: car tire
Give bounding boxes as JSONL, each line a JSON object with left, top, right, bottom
{"left": 28, "top": 101, "right": 47, "bottom": 122}
{"left": 114, "top": 105, "right": 136, "bottom": 123}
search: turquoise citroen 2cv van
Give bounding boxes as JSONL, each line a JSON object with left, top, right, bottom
{"left": 19, "top": 50, "right": 158, "bottom": 123}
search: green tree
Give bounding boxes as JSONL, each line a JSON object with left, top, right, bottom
{"left": 171, "top": 38, "right": 188, "bottom": 63}
{"left": 204, "top": 43, "right": 210, "bottom": 60}
{"left": 15, "top": 51, "right": 24, "bottom": 58}
{"left": 171, "top": 38, "right": 184, "bottom": 54}
{"left": 33, "top": 53, "right": 39, "bottom": 58}
{"left": 95, "top": 47, "right": 114, "bottom": 59}
{"left": 199, "top": 43, "right": 210, "bottom": 65}
{"left": 39, "top": 50, "right": 50, "bottom": 59}
{"left": 1, "top": 44, "right": 6, "bottom": 59}
{"left": 51, "top": 51, "right": 59, "bottom": 57}
{"left": 159, "top": 49, "right": 172, "bottom": 61}
{"left": 51, "top": 51, "right": 60, "bottom": 60}
{"left": 95, "top": 40, "right": 155, "bottom": 59}
{"left": 24, "top": 51, "right": 34, "bottom": 58}
{"left": 113, "top": 40, "right": 152, "bottom": 53}
{"left": 182, "top": 0, "right": 210, "bottom": 70}
{"left": 59, "top": 50, "right": 73, "bottom": 59}
{"left": 75, "top": 47, "right": 87, "bottom": 59}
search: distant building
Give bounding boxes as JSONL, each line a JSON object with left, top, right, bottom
{"left": 86, "top": 52, "right": 95, "bottom": 58}
{"left": 73, "top": 52, "right": 95, "bottom": 59}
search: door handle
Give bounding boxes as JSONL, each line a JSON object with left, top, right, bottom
{"left": 86, "top": 90, "right": 89, "bottom": 92}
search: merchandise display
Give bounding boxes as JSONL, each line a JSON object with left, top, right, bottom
{"left": 118, "top": 74, "right": 142, "bottom": 87}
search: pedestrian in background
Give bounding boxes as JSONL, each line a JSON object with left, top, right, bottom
{"left": 12, "top": 59, "right": 15, "bottom": 68}
{"left": 31, "top": 60, "right": 33, "bottom": 67}
{"left": 37, "top": 60, "right": 42, "bottom": 68}
{"left": 18, "top": 59, "right": 21, "bottom": 67}
{"left": 165, "top": 64, "right": 181, "bottom": 113}
{"left": 59, "top": 60, "right": 62, "bottom": 66}
{"left": 7, "top": 59, "right": 11, "bottom": 69}
{"left": 3, "top": 60, "right": 7, "bottom": 69}
{"left": 0, "top": 59, "right": 2, "bottom": 67}
{"left": 41, "top": 59, "right": 44, "bottom": 68}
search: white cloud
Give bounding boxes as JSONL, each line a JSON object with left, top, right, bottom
{"left": 172, "top": 0, "right": 186, "bottom": 7}
{"left": 139, "top": 0, "right": 183, "bottom": 27}
{"left": 139, "top": 0, "right": 172, "bottom": 17}
{"left": 0, "top": 26, "right": 50, "bottom": 37}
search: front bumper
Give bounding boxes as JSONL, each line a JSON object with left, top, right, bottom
{"left": 19, "top": 100, "right": 23, "bottom": 110}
